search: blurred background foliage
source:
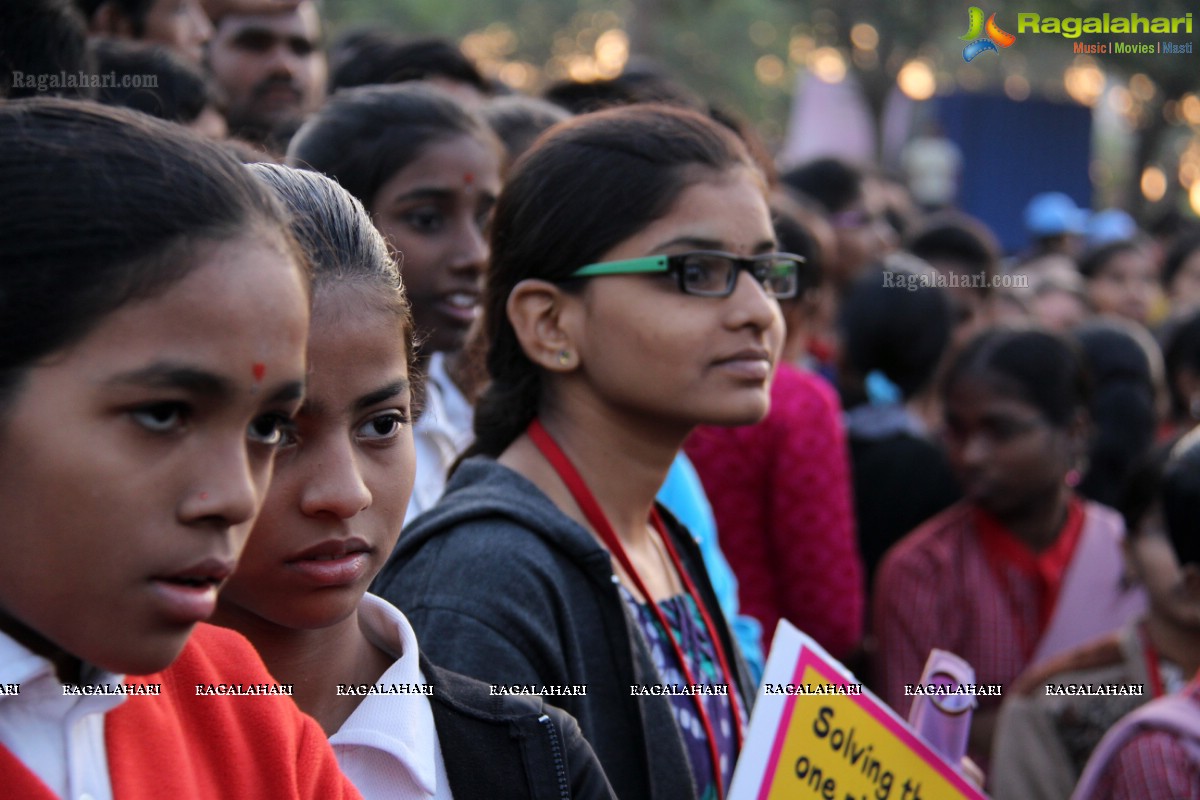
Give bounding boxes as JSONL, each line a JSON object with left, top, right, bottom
{"left": 321, "top": 0, "right": 1200, "bottom": 215}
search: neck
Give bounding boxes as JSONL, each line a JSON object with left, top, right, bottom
{"left": 0, "top": 608, "right": 85, "bottom": 685}
{"left": 994, "top": 485, "right": 1072, "bottom": 552}
{"left": 1145, "top": 613, "right": 1200, "bottom": 680}
{"left": 503, "top": 393, "right": 685, "bottom": 548}
{"left": 540, "top": 404, "right": 682, "bottom": 544}
{"left": 211, "top": 603, "right": 393, "bottom": 734}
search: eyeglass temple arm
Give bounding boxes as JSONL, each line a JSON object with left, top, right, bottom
{"left": 570, "top": 255, "right": 670, "bottom": 278}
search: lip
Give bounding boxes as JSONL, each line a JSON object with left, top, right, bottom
{"left": 712, "top": 347, "right": 773, "bottom": 380}
{"left": 285, "top": 538, "right": 373, "bottom": 588}
{"left": 150, "top": 558, "right": 235, "bottom": 625}
{"left": 435, "top": 291, "right": 481, "bottom": 326}
{"left": 254, "top": 85, "right": 302, "bottom": 110}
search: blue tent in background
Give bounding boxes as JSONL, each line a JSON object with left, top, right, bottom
{"left": 934, "top": 93, "right": 1093, "bottom": 255}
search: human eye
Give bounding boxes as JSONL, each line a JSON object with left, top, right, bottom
{"left": 679, "top": 254, "right": 729, "bottom": 294}
{"left": 986, "top": 415, "right": 1039, "bottom": 443}
{"left": 130, "top": 402, "right": 189, "bottom": 434}
{"left": 759, "top": 257, "right": 799, "bottom": 298}
{"left": 247, "top": 412, "right": 296, "bottom": 447}
{"left": 402, "top": 207, "right": 445, "bottom": 234}
{"left": 232, "top": 31, "right": 274, "bottom": 53}
{"left": 289, "top": 37, "right": 316, "bottom": 57}
{"left": 355, "top": 410, "right": 409, "bottom": 443}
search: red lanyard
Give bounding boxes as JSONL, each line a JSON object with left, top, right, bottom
{"left": 527, "top": 419, "right": 744, "bottom": 796}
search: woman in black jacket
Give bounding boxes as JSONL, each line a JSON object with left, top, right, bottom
{"left": 375, "top": 104, "right": 799, "bottom": 799}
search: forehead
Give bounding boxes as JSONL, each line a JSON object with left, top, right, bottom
{"left": 944, "top": 371, "right": 1040, "bottom": 418}
{"left": 215, "top": 5, "right": 320, "bottom": 42}
{"left": 657, "top": 169, "right": 772, "bottom": 239}
{"left": 381, "top": 135, "right": 501, "bottom": 191}
{"left": 1099, "top": 248, "right": 1152, "bottom": 273}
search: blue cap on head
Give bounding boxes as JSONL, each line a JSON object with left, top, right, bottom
{"left": 1085, "top": 208, "right": 1138, "bottom": 247}
{"left": 1024, "top": 192, "right": 1087, "bottom": 237}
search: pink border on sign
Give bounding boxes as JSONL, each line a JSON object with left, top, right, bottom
{"left": 755, "top": 648, "right": 985, "bottom": 800}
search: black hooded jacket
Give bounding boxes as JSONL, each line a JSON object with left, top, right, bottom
{"left": 372, "top": 456, "right": 753, "bottom": 800}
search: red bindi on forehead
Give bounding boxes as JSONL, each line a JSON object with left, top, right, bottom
{"left": 252, "top": 362, "right": 265, "bottom": 382}
{"left": 463, "top": 172, "right": 474, "bottom": 186}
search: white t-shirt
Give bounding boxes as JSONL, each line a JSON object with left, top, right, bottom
{"left": 408, "top": 352, "right": 475, "bottom": 522}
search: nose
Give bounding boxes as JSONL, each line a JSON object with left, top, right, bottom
{"left": 298, "top": 437, "right": 372, "bottom": 520}
{"left": 447, "top": 216, "right": 489, "bottom": 278}
{"left": 181, "top": 441, "right": 262, "bottom": 529}
{"left": 263, "top": 43, "right": 301, "bottom": 79}
{"left": 869, "top": 217, "right": 899, "bottom": 255}
{"left": 185, "top": 0, "right": 214, "bottom": 46}
{"left": 956, "top": 429, "right": 991, "bottom": 470}
{"left": 727, "top": 269, "right": 783, "bottom": 332}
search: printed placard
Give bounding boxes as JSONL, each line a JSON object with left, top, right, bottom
{"left": 729, "top": 621, "right": 988, "bottom": 800}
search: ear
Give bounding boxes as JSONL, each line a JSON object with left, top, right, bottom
{"left": 90, "top": 1, "right": 136, "bottom": 36}
{"left": 1177, "top": 366, "right": 1200, "bottom": 418}
{"left": 1064, "top": 407, "right": 1091, "bottom": 464}
{"left": 1180, "top": 563, "right": 1200, "bottom": 599}
{"left": 506, "top": 279, "right": 580, "bottom": 372}
{"left": 1119, "top": 536, "right": 1142, "bottom": 589}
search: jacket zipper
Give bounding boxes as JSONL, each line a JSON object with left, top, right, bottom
{"left": 537, "top": 713, "right": 570, "bottom": 800}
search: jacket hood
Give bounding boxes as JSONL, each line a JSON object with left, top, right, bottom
{"left": 393, "top": 456, "right": 611, "bottom": 568}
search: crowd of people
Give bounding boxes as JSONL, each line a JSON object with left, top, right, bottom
{"left": 3, "top": 0, "right": 1200, "bottom": 798}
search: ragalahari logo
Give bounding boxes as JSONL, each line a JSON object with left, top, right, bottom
{"left": 961, "top": 7, "right": 1016, "bottom": 61}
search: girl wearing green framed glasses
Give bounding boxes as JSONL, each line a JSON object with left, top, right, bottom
{"left": 375, "top": 104, "right": 786, "bottom": 800}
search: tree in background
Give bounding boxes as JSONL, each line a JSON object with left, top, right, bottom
{"left": 320, "top": 0, "right": 1199, "bottom": 217}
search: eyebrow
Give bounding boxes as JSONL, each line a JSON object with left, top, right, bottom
{"left": 269, "top": 381, "right": 306, "bottom": 406}
{"left": 107, "top": 364, "right": 233, "bottom": 398}
{"left": 354, "top": 380, "right": 411, "bottom": 413}
{"left": 650, "top": 236, "right": 778, "bottom": 254}
{"left": 385, "top": 187, "right": 486, "bottom": 205}
{"left": 300, "top": 379, "right": 411, "bottom": 418}
{"left": 107, "top": 363, "right": 303, "bottom": 406}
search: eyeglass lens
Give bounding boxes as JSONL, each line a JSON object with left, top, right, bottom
{"left": 677, "top": 253, "right": 798, "bottom": 298}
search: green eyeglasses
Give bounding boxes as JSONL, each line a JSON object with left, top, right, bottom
{"left": 568, "top": 250, "right": 804, "bottom": 299}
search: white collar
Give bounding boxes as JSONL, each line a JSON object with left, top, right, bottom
{"left": 0, "top": 628, "right": 125, "bottom": 701}
{"left": 329, "top": 594, "right": 439, "bottom": 797}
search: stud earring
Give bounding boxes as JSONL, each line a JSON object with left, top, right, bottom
{"left": 557, "top": 350, "right": 571, "bottom": 366}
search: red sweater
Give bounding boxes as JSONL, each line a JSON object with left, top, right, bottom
{"left": 0, "top": 624, "right": 360, "bottom": 799}
{"left": 685, "top": 363, "right": 864, "bottom": 658}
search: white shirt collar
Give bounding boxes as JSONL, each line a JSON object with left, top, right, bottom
{"left": 0, "top": 627, "right": 127, "bottom": 800}
{"left": 329, "top": 594, "right": 440, "bottom": 798}
{"left": 0, "top": 628, "right": 125, "bottom": 703}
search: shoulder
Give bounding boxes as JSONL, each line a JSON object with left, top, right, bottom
{"left": 168, "top": 623, "right": 274, "bottom": 681}
{"left": 1079, "top": 499, "right": 1126, "bottom": 538}
{"left": 770, "top": 365, "right": 841, "bottom": 419}
{"left": 424, "top": 659, "right": 543, "bottom": 722}
{"left": 385, "top": 515, "right": 587, "bottom": 595}
{"left": 877, "top": 502, "right": 975, "bottom": 578}
{"left": 1011, "top": 630, "right": 1127, "bottom": 696}
{"left": 1095, "top": 729, "right": 1200, "bottom": 798}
